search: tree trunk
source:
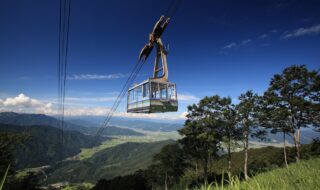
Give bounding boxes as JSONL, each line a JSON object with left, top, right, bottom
{"left": 195, "top": 161, "right": 198, "bottom": 175}
{"left": 244, "top": 130, "right": 249, "bottom": 180}
{"left": 203, "top": 156, "right": 208, "bottom": 187}
{"left": 297, "top": 127, "right": 301, "bottom": 160}
{"left": 164, "top": 172, "right": 168, "bottom": 190}
{"left": 228, "top": 136, "right": 232, "bottom": 176}
{"left": 283, "top": 132, "right": 288, "bottom": 168}
{"left": 293, "top": 127, "right": 301, "bottom": 161}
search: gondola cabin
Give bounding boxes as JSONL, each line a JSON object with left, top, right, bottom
{"left": 127, "top": 15, "right": 178, "bottom": 113}
{"left": 127, "top": 78, "right": 178, "bottom": 113}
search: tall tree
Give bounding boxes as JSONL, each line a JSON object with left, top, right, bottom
{"left": 179, "top": 97, "right": 222, "bottom": 185}
{"left": 266, "top": 65, "right": 320, "bottom": 161}
{"left": 204, "top": 95, "right": 241, "bottom": 176}
{"left": 150, "top": 144, "right": 187, "bottom": 190}
{"left": 236, "top": 91, "right": 263, "bottom": 180}
{"left": 259, "top": 98, "right": 292, "bottom": 168}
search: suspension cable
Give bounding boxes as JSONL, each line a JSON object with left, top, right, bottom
{"left": 58, "top": 0, "right": 71, "bottom": 160}
{"left": 94, "top": 59, "right": 145, "bottom": 141}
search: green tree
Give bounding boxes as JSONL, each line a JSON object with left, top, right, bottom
{"left": 236, "top": 91, "right": 264, "bottom": 180}
{"left": 149, "top": 144, "right": 187, "bottom": 190}
{"left": 179, "top": 97, "right": 222, "bottom": 185}
{"left": 265, "top": 65, "right": 320, "bottom": 161}
{"left": 0, "top": 132, "right": 28, "bottom": 177}
{"left": 203, "top": 95, "right": 241, "bottom": 176}
{"left": 262, "top": 93, "right": 294, "bottom": 168}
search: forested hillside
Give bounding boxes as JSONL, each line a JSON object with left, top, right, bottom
{"left": 45, "top": 140, "right": 174, "bottom": 183}
{"left": 91, "top": 142, "right": 320, "bottom": 190}
{"left": 0, "top": 123, "right": 107, "bottom": 169}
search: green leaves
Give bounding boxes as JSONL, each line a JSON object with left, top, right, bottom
{"left": 266, "top": 65, "right": 319, "bottom": 127}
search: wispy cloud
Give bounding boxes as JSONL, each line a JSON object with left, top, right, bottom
{"left": 178, "top": 93, "right": 200, "bottom": 102}
{"left": 222, "top": 42, "right": 237, "bottom": 49}
{"left": 241, "top": 39, "right": 251, "bottom": 45}
{"left": 259, "top": 34, "right": 268, "bottom": 39}
{"left": 220, "top": 39, "right": 252, "bottom": 53}
{"left": 0, "top": 93, "right": 187, "bottom": 120}
{"left": 281, "top": 24, "right": 320, "bottom": 39}
{"left": 67, "top": 73, "right": 127, "bottom": 80}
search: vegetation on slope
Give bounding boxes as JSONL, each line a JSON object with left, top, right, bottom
{"left": 90, "top": 140, "right": 320, "bottom": 190}
{"left": 45, "top": 140, "right": 174, "bottom": 183}
{"left": 0, "top": 123, "right": 107, "bottom": 169}
{"left": 193, "top": 157, "right": 320, "bottom": 190}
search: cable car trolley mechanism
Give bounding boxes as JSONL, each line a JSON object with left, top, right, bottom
{"left": 127, "top": 15, "right": 178, "bottom": 113}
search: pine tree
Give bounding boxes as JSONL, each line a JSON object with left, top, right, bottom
{"left": 265, "top": 65, "right": 320, "bottom": 161}
{"left": 236, "top": 91, "right": 262, "bottom": 180}
{"left": 179, "top": 97, "right": 222, "bottom": 185}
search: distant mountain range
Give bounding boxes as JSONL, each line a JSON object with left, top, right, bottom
{"left": 65, "top": 115, "right": 184, "bottom": 132}
{"left": 0, "top": 123, "right": 107, "bottom": 169}
{"left": 255, "top": 128, "right": 320, "bottom": 144}
{"left": 0, "top": 112, "right": 143, "bottom": 136}
{"left": 45, "top": 140, "right": 174, "bottom": 183}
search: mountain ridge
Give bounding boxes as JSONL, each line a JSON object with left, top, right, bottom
{"left": 0, "top": 112, "right": 143, "bottom": 136}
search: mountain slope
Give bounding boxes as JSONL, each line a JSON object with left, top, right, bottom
{"left": 46, "top": 140, "right": 174, "bottom": 183}
{"left": 0, "top": 123, "right": 107, "bottom": 169}
{"left": 195, "top": 157, "right": 320, "bottom": 190}
{"left": 0, "top": 112, "right": 143, "bottom": 136}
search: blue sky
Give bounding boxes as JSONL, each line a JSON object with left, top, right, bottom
{"left": 0, "top": 0, "right": 320, "bottom": 120}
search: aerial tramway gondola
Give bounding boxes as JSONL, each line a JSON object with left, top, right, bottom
{"left": 127, "top": 15, "right": 178, "bottom": 113}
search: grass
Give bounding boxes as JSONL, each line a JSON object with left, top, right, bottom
{"left": 192, "top": 157, "right": 320, "bottom": 190}
{"left": 0, "top": 164, "right": 10, "bottom": 190}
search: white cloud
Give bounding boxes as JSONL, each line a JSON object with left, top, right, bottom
{"left": 241, "top": 39, "right": 251, "bottom": 45}
{"left": 178, "top": 94, "right": 199, "bottom": 102}
{"left": 259, "top": 34, "right": 268, "bottom": 39}
{"left": 67, "top": 73, "right": 127, "bottom": 80}
{"left": 2, "top": 93, "right": 41, "bottom": 107}
{"left": 222, "top": 42, "right": 237, "bottom": 49}
{"left": 0, "top": 94, "right": 54, "bottom": 114}
{"left": 282, "top": 24, "right": 320, "bottom": 39}
{"left": 221, "top": 39, "right": 251, "bottom": 52}
{"left": 0, "top": 94, "right": 186, "bottom": 120}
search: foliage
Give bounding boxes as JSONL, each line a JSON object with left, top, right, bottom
{"left": 203, "top": 96, "right": 242, "bottom": 175}
{"left": 236, "top": 90, "right": 265, "bottom": 179}
{"left": 46, "top": 140, "right": 174, "bottom": 183}
{"left": 91, "top": 170, "right": 150, "bottom": 190}
{"left": 264, "top": 65, "right": 320, "bottom": 160}
{"left": 0, "top": 165, "right": 10, "bottom": 190}
{"left": 147, "top": 143, "right": 189, "bottom": 189}
{"left": 192, "top": 157, "right": 320, "bottom": 190}
{"left": 90, "top": 142, "right": 320, "bottom": 190}
{"left": 5, "top": 172, "right": 42, "bottom": 190}
{"left": 0, "top": 123, "right": 106, "bottom": 169}
{"left": 0, "top": 132, "right": 28, "bottom": 176}
{"left": 179, "top": 97, "right": 223, "bottom": 184}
